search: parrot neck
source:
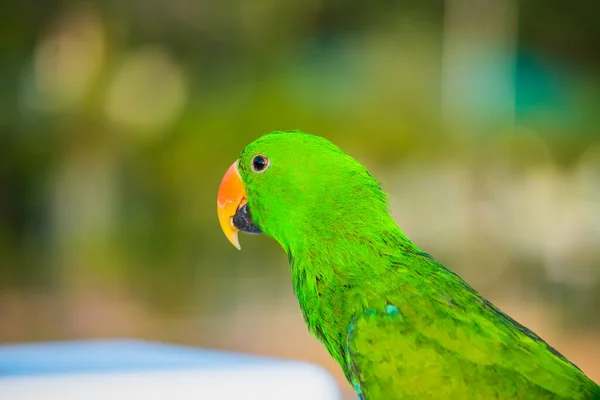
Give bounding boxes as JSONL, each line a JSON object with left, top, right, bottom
{"left": 287, "top": 220, "right": 419, "bottom": 284}
{"left": 283, "top": 218, "right": 421, "bottom": 369}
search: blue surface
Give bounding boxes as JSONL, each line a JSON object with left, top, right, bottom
{"left": 0, "top": 339, "right": 283, "bottom": 377}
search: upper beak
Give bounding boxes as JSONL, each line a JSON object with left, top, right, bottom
{"left": 217, "top": 160, "right": 246, "bottom": 249}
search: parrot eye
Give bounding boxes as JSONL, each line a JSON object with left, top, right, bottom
{"left": 251, "top": 155, "right": 269, "bottom": 172}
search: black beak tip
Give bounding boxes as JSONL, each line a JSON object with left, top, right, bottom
{"left": 233, "top": 203, "right": 262, "bottom": 234}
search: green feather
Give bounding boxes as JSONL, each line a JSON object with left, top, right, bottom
{"left": 234, "top": 131, "right": 600, "bottom": 399}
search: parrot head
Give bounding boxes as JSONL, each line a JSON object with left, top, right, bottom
{"left": 217, "top": 131, "right": 390, "bottom": 252}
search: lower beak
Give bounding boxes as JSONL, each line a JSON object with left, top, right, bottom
{"left": 217, "top": 160, "right": 246, "bottom": 249}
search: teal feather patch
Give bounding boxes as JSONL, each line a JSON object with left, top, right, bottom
{"left": 385, "top": 304, "right": 399, "bottom": 317}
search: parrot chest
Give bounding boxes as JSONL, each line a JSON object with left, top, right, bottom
{"left": 292, "top": 264, "right": 365, "bottom": 375}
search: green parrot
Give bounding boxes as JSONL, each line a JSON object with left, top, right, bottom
{"left": 216, "top": 131, "right": 600, "bottom": 399}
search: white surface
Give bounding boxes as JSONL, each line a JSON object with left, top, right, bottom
{"left": 0, "top": 364, "right": 342, "bottom": 400}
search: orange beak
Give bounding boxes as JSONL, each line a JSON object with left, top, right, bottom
{"left": 217, "top": 160, "right": 246, "bottom": 249}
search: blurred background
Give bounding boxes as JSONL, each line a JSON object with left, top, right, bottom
{"left": 1, "top": 0, "right": 599, "bottom": 398}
